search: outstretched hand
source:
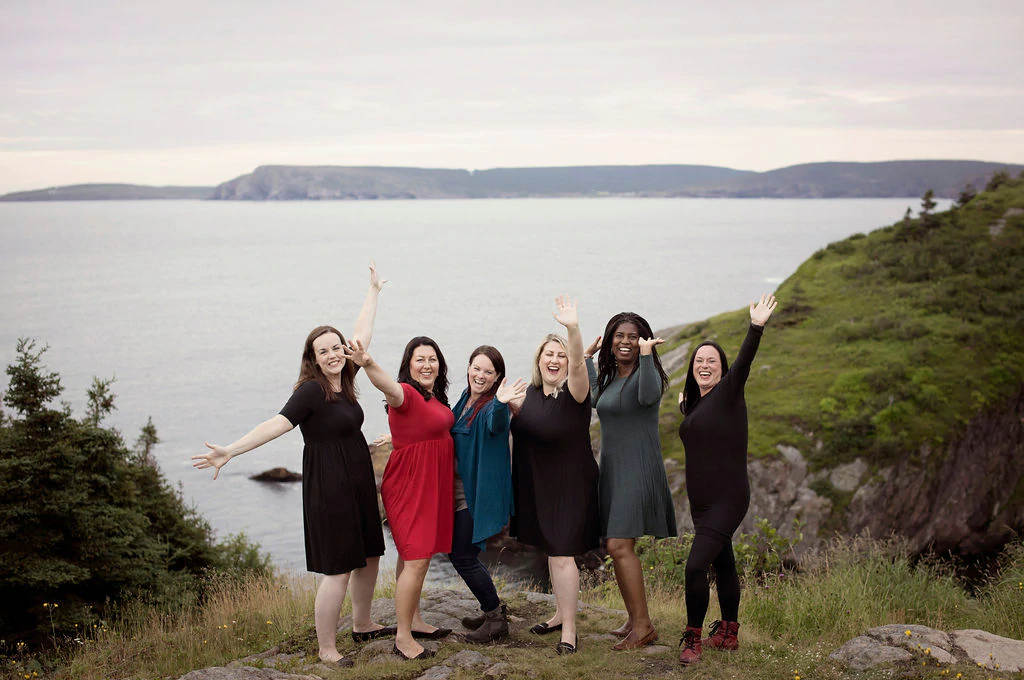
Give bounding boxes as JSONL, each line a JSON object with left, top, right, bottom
{"left": 343, "top": 338, "right": 375, "bottom": 367}
{"left": 192, "top": 443, "right": 231, "bottom": 480}
{"left": 750, "top": 293, "right": 778, "bottom": 327}
{"left": 552, "top": 294, "right": 579, "bottom": 328}
{"left": 638, "top": 337, "right": 665, "bottom": 355}
{"left": 369, "top": 260, "right": 387, "bottom": 292}
{"left": 584, "top": 336, "right": 602, "bottom": 359}
{"left": 371, "top": 432, "right": 392, "bottom": 448}
{"left": 495, "top": 377, "right": 528, "bottom": 404}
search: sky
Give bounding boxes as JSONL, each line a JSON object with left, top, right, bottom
{"left": 1, "top": 0, "right": 1022, "bottom": 193}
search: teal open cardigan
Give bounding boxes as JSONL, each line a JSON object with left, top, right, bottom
{"left": 450, "top": 389, "right": 515, "bottom": 550}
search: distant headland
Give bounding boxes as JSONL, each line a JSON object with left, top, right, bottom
{"left": 2, "top": 160, "right": 1021, "bottom": 202}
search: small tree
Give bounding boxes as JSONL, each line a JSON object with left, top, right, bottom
{"left": 956, "top": 183, "right": 976, "bottom": 208}
{"left": 986, "top": 169, "right": 1011, "bottom": 192}
{"left": 0, "top": 339, "right": 267, "bottom": 644}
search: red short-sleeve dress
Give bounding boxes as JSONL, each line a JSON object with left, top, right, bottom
{"left": 381, "top": 382, "right": 455, "bottom": 560}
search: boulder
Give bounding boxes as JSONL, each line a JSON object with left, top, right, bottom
{"left": 951, "top": 629, "right": 1024, "bottom": 672}
{"left": 249, "top": 467, "right": 302, "bottom": 483}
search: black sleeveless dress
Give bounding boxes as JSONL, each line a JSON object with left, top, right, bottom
{"left": 280, "top": 380, "right": 385, "bottom": 575}
{"left": 510, "top": 384, "right": 600, "bottom": 556}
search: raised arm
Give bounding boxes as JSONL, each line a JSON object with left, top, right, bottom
{"left": 553, "top": 295, "right": 589, "bottom": 403}
{"left": 192, "top": 414, "right": 294, "bottom": 479}
{"left": 349, "top": 261, "right": 387, "bottom": 349}
{"left": 726, "top": 293, "right": 777, "bottom": 389}
{"left": 343, "top": 338, "right": 404, "bottom": 408}
{"left": 637, "top": 336, "right": 666, "bottom": 406}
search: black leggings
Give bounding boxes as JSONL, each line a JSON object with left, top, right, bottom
{"left": 684, "top": 532, "right": 741, "bottom": 628}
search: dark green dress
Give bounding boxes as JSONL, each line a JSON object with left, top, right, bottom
{"left": 589, "top": 355, "right": 678, "bottom": 539}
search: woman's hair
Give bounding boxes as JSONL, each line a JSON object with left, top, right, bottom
{"left": 681, "top": 340, "right": 729, "bottom": 415}
{"left": 530, "top": 334, "right": 569, "bottom": 396}
{"left": 595, "top": 312, "right": 669, "bottom": 399}
{"left": 396, "top": 336, "right": 449, "bottom": 407}
{"left": 462, "top": 345, "right": 505, "bottom": 426}
{"left": 296, "top": 325, "right": 357, "bottom": 402}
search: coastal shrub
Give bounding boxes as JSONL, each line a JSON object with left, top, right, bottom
{"left": 743, "top": 536, "right": 977, "bottom": 644}
{"left": 0, "top": 339, "right": 269, "bottom": 646}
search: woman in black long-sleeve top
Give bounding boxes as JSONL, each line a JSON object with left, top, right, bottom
{"left": 675, "top": 294, "right": 777, "bottom": 666}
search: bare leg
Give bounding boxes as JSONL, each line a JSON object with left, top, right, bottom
{"left": 396, "top": 557, "right": 437, "bottom": 633}
{"left": 394, "top": 558, "right": 431, "bottom": 658}
{"left": 548, "top": 556, "right": 579, "bottom": 646}
{"left": 607, "top": 538, "right": 654, "bottom": 639}
{"left": 350, "top": 557, "right": 385, "bottom": 633}
{"left": 314, "top": 573, "right": 350, "bottom": 661}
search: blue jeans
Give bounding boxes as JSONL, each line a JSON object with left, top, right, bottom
{"left": 448, "top": 509, "right": 500, "bottom": 612}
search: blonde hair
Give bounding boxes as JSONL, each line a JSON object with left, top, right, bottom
{"left": 531, "top": 333, "right": 569, "bottom": 395}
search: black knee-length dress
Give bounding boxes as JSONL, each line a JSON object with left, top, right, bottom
{"left": 678, "top": 324, "right": 763, "bottom": 541}
{"left": 280, "top": 380, "right": 385, "bottom": 575}
{"left": 510, "top": 384, "right": 600, "bottom": 556}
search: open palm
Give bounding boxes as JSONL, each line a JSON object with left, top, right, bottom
{"left": 750, "top": 294, "right": 778, "bottom": 326}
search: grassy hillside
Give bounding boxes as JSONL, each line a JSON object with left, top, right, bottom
{"left": 658, "top": 175, "right": 1024, "bottom": 471}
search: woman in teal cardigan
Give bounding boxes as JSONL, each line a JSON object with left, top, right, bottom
{"left": 450, "top": 345, "right": 527, "bottom": 643}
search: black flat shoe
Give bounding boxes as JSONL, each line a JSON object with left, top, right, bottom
{"left": 392, "top": 644, "right": 436, "bottom": 660}
{"left": 411, "top": 627, "right": 452, "bottom": 640}
{"left": 351, "top": 626, "right": 397, "bottom": 643}
{"left": 530, "top": 621, "right": 563, "bottom": 635}
{"left": 555, "top": 635, "right": 578, "bottom": 655}
{"left": 319, "top": 655, "right": 355, "bottom": 667}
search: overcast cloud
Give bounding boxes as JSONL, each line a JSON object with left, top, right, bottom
{"left": 1, "top": 0, "right": 1021, "bottom": 192}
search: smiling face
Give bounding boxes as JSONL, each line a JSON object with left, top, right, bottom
{"left": 312, "top": 332, "right": 346, "bottom": 382}
{"left": 538, "top": 340, "right": 568, "bottom": 388}
{"left": 467, "top": 354, "right": 499, "bottom": 398}
{"left": 692, "top": 344, "right": 724, "bottom": 395}
{"left": 612, "top": 321, "right": 640, "bottom": 367}
{"left": 408, "top": 344, "right": 440, "bottom": 392}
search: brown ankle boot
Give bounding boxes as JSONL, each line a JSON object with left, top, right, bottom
{"left": 678, "top": 626, "right": 703, "bottom": 665}
{"left": 465, "top": 603, "right": 509, "bottom": 643}
{"left": 702, "top": 620, "right": 740, "bottom": 650}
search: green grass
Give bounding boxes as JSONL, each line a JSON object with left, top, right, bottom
{"left": 658, "top": 178, "right": 1024, "bottom": 472}
{"left": 8, "top": 537, "right": 1020, "bottom": 680}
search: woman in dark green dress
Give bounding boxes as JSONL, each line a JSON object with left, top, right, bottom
{"left": 587, "top": 311, "right": 676, "bottom": 651}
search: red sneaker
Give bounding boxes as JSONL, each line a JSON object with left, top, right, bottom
{"left": 678, "top": 626, "right": 703, "bottom": 665}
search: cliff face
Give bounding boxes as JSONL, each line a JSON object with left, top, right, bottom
{"left": 845, "top": 387, "right": 1024, "bottom": 554}
{"left": 207, "top": 161, "right": 1024, "bottom": 200}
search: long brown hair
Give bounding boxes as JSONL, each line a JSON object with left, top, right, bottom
{"left": 463, "top": 345, "right": 505, "bottom": 426}
{"left": 295, "top": 326, "right": 358, "bottom": 402}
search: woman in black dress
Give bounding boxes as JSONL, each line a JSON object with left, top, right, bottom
{"left": 509, "top": 296, "right": 600, "bottom": 655}
{"left": 675, "top": 293, "right": 777, "bottom": 666}
{"left": 192, "top": 264, "right": 391, "bottom": 667}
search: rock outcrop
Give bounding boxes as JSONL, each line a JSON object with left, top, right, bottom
{"left": 831, "top": 624, "right": 1024, "bottom": 672}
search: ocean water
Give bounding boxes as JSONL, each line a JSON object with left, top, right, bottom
{"left": 0, "top": 197, "right": 946, "bottom": 580}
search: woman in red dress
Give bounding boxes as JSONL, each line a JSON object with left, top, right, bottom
{"left": 345, "top": 335, "right": 454, "bottom": 660}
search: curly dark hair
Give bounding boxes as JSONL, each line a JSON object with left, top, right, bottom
{"left": 595, "top": 312, "right": 669, "bottom": 399}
